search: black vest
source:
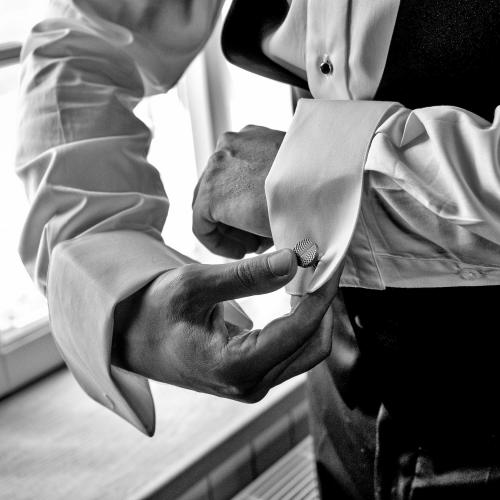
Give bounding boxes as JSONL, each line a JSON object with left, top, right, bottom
{"left": 376, "top": 0, "right": 500, "bottom": 121}
{"left": 223, "top": 0, "right": 500, "bottom": 120}
{"left": 222, "top": 0, "right": 500, "bottom": 450}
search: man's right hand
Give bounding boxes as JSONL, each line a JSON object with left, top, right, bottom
{"left": 112, "top": 249, "right": 336, "bottom": 402}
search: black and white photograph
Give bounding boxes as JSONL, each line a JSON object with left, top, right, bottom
{"left": 2, "top": 1, "right": 500, "bottom": 499}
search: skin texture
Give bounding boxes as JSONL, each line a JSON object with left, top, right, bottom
{"left": 112, "top": 249, "right": 338, "bottom": 402}
{"left": 192, "top": 125, "right": 285, "bottom": 259}
{"left": 113, "top": 125, "right": 338, "bottom": 402}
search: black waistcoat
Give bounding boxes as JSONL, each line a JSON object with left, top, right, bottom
{"left": 222, "top": 0, "right": 500, "bottom": 450}
{"left": 376, "top": 0, "right": 500, "bottom": 121}
{"left": 223, "top": 0, "right": 500, "bottom": 120}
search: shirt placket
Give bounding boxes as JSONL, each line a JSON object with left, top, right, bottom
{"left": 306, "top": 0, "right": 351, "bottom": 100}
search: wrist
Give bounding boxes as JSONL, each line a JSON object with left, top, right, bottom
{"left": 111, "top": 272, "right": 167, "bottom": 374}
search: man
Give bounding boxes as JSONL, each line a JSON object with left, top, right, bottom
{"left": 193, "top": 2, "right": 500, "bottom": 498}
{"left": 17, "top": 0, "right": 500, "bottom": 498}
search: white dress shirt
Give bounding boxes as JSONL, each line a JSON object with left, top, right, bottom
{"left": 16, "top": 0, "right": 500, "bottom": 434}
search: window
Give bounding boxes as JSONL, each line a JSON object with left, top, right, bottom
{"left": 0, "top": 1, "right": 55, "bottom": 396}
{"left": 0, "top": 2, "right": 293, "bottom": 398}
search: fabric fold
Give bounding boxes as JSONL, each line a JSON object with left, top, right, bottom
{"left": 265, "top": 98, "right": 396, "bottom": 295}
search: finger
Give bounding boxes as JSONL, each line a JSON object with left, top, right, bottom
{"left": 255, "top": 238, "right": 273, "bottom": 254}
{"left": 192, "top": 170, "right": 205, "bottom": 209}
{"left": 249, "top": 275, "right": 339, "bottom": 369}
{"left": 271, "top": 307, "right": 333, "bottom": 385}
{"left": 192, "top": 171, "right": 240, "bottom": 256}
{"left": 193, "top": 185, "right": 259, "bottom": 258}
{"left": 193, "top": 208, "right": 248, "bottom": 258}
{"left": 216, "top": 131, "right": 237, "bottom": 151}
{"left": 217, "top": 224, "right": 262, "bottom": 254}
{"left": 195, "top": 220, "right": 270, "bottom": 258}
{"left": 197, "top": 223, "right": 261, "bottom": 259}
{"left": 225, "top": 307, "right": 333, "bottom": 401}
{"left": 290, "top": 294, "right": 302, "bottom": 309}
{"left": 196, "top": 249, "right": 298, "bottom": 303}
{"left": 199, "top": 226, "right": 248, "bottom": 259}
{"left": 240, "top": 124, "right": 259, "bottom": 131}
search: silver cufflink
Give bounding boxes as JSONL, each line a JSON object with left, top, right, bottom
{"left": 293, "top": 238, "right": 319, "bottom": 268}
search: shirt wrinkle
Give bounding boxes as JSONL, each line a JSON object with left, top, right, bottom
{"left": 16, "top": 0, "right": 500, "bottom": 433}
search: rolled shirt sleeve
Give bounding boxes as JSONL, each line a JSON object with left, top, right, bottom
{"left": 16, "top": 0, "right": 224, "bottom": 434}
{"left": 266, "top": 99, "right": 500, "bottom": 295}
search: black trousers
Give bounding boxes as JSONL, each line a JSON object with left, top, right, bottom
{"left": 308, "top": 286, "right": 500, "bottom": 500}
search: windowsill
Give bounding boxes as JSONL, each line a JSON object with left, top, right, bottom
{"left": 0, "top": 318, "right": 62, "bottom": 398}
{"left": 0, "top": 367, "right": 308, "bottom": 499}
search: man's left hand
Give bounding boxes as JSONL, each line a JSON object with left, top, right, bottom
{"left": 192, "top": 125, "right": 285, "bottom": 259}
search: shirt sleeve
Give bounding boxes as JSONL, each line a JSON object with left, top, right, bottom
{"left": 265, "top": 99, "right": 500, "bottom": 294}
{"left": 16, "top": 0, "right": 224, "bottom": 435}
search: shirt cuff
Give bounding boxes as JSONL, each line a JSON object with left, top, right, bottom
{"left": 47, "top": 230, "right": 250, "bottom": 435}
{"left": 265, "top": 99, "right": 397, "bottom": 295}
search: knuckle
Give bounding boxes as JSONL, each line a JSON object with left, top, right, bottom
{"left": 221, "top": 384, "right": 246, "bottom": 399}
{"left": 216, "top": 131, "right": 237, "bottom": 150}
{"left": 215, "top": 360, "right": 258, "bottom": 401}
{"left": 318, "top": 335, "right": 333, "bottom": 359}
{"left": 210, "top": 149, "right": 230, "bottom": 164}
{"left": 225, "top": 384, "right": 261, "bottom": 403}
{"left": 191, "top": 220, "right": 203, "bottom": 241}
{"left": 191, "top": 219, "right": 208, "bottom": 242}
{"left": 191, "top": 196, "right": 203, "bottom": 218}
{"left": 241, "top": 391, "right": 266, "bottom": 404}
{"left": 241, "top": 124, "right": 258, "bottom": 132}
{"left": 171, "top": 265, "right": 200, "bottom": 302}
{"left": 235, "top": 261, "right": 259, "bottom": 291}
{"left": 222, "top": 131, "right": 237, "bottom": 141}
{"left": 205, "top": 151, "right": 229, "bottom": 185}
{"left": 192, "top": 202, "right": 213, "bottom": 233}
{"left": 216, "top": 372, "right": 248, "bottom": 397}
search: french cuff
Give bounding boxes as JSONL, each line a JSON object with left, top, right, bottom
{"left": 47, "top": 230, "right": 251, "bottom": 435}
{"left": 46, "top": 230, "right": 178, "bottom": 435}
{"left": 265, "top": 99, "right": 398, "bottom": 295}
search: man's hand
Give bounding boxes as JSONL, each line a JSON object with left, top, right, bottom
{"left": 112, "top": 249, "right": 336, "bottom": 403}
{"left": 192, "top": 125, "right": 285, "bottom": 259}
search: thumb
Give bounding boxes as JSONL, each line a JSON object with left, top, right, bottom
{"left": 200, "top": 249, "right": 297, "bottom": 304}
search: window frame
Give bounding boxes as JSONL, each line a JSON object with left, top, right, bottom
{"left": 0, "top": 42, "right": 64, "bottom": 398}
{"left": 0, "top": 42, "right": 21, "bottom": 67}
{"left": 0, "top": 319, "right": 62, "bottom": 398}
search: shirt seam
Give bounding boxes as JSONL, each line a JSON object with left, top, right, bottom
{"left": 373, "top": 252, "right": 500, "bottom": 269}
{"left": 359, "top": 205, "right": 384, "bottom": 286}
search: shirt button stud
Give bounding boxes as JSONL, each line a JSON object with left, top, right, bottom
{"left": 459, "top": 268, "right": 481, "bottom": 281}
{"left": 319, "top": 55, "right": 333, "bottom": 75}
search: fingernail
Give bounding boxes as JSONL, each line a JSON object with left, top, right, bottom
{"left": 268, "top": 250, "right": 292, "bottom": 276}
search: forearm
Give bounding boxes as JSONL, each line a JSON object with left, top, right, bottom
{"left": 112, "top": 276, "right": 153, "bottom": 375}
